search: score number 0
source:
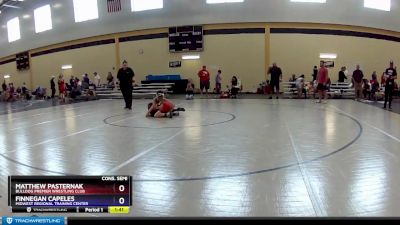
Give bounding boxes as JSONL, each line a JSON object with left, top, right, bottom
{"left": 118, "top": 185, "right": 126, "bottom": 205}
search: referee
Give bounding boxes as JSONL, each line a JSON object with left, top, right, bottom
{"left": 117, "top": 60, "right": 135, "bottom": 110}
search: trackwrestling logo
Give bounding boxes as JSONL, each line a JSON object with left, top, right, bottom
{"left": 2, "top": 217, "right": 64, "bottom": 225}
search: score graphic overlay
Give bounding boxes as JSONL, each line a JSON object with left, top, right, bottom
{"left": 8, "top": 176, "right": 132, "bottom": 214}
{"left": 169, "top": 25, "right": 203, "bottom": 52}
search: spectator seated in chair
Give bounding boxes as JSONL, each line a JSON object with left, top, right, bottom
{"left": 107, "top": 72, "right": 115, "bottom": 89}
{"left": 296, "top": 75, "right": 306, "bottom": 99}
{"left": 306, "top": 81, "right": 316, "bottom": 99}
{"left": 86, "top": 85, "right": 97, "bottom": 98}
{"left": 370, "top": 73, "right": 380, "bottom": 101}
{"left": 230, "top": 76, "right": 242, "bottom": 99}
{"left": 264, "top": 80, "right": 272, "bottom": 95}
{"left": 362, "top": 78, "right": 371, "bottom": 100}
{"left": 89, "top": 81, "right": 97, "bottom": 90}
{"left": 21, "top": 84, "right": 28, "bottom": 99}
{"left": 220, "top": 85, "right": 231, "bottom": 99}
{"left": 289, "top": 75, "right": 297, "bottom": 93}
{"left": 16, "top": 87, "right": 22, "bottom": 95}
{"left": 34, "top": 86, "right": 46, "bottom": 100}
{"left": 70, "top": 85, "right": 82, "bottom": 99}
{"left": 107, "top": 80, "right": 115, "bottom": 89}
{"left": 186, "top": 79, "right": 195, "bottom": 100}
{"left": 81, "top": 79, "right": 90, "bottom": 91}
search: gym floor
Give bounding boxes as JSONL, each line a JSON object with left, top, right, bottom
{"left": 0, "top": 98, "right": 400, "bottom": 217}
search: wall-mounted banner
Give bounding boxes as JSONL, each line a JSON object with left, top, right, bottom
{"left": 169, "top": 61, "right": 182, "bottom": 68}
{"left": 323, "top": 61, "right": 335, "bottom": 68}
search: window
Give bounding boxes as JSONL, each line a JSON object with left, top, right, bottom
{"left": 364, "top": 0, "right": 391, "bottom": 11}
{"left": 73, "top": 0, "right": 99, "bottom": 23}
{"left": 206, "top": 0, "right": 244, "bottom": 3}
{"left": 131, "top": 0, "right": 163, "bottom": 12}
{"left": 34, "top": 5, "right": 52, "bottom": 33}
{"left": 7, "top": 17, "right": 20, "bottom": 42}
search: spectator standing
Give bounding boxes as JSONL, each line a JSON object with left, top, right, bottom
{"left": 215, "top": 70, "right": 222, "bottom": 94}
{"left": 94, "top": 72, "right": 101, "bottom": 87}
{"left": 69, "top": 76, "right": 75, "bottom": 88}
{"left": 316, "top": 61, "right": 330, "bottom": 104}
{"left": 2, "top": 80, "right": 6, "bottom": 92}
{"left": 267, "top": 63, "right": 283, "bottom": 99}
{"left": 383, "top": 61, "right": 398, "bottom": 110}
{"left": 231, "top": 76, "right": 241, "bottom": 99}
{"left": 338, "top": 67, "right": 348, "bottom": 83}
{"left": 7, "top": 83, "right": 15, "bottom": 101}
{"left": 352, "top": 65, "right": 364, "bottom": 101}
{"left": 58, "top": 74, "right": 66, "bottom": 103}
{"left": 198, "top": 66, "right": 211, "bottom": 96}
{"left": 50, "top": 76, "right": 56, "bottom": 99}
{"left": 313, "top": 66, "right": 318, "bottom": 82}
{"left": 83, "top": 74, "right": 90, "bottom": 85}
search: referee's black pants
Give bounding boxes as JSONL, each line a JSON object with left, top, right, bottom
{"left": 121, "top": 86, "right": 133, "bottom": 109}
{"left": 384, "top": 85, "right": 394, "bottom": 109}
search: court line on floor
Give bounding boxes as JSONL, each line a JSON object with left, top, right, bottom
{"left": 104, "top": 103, "right": 362, "bottom": 181}
{"left": 0, "top": 104, "right": 77, "bottom": 123}
{"left": 103, "top": 110, "right": 236, "bottom": 129}
{"left": 107, "top": 129, "right": 186, "bottom": 174}
{"left": 126, "top": 107, "right": 363, "bottom": 182}
{"left": 0, "top": 100, "right": 363, "bottom": 180}
{"left": 0, "top": 100, "right": 103, "bottom": 123}
{"left": 0, "top": 113, "right": 142, "bottom": 175}
{"left": 9, "top": 112, "right": 94, "bottom": 131}
{"left": 1, "top": 100, "right": 123, "bottom": 129}
{"left": 0, "top": 112, "right": 141, "bottom": 154}
{"left": 1, "top": 101, "right": 148, "bottom": 153}
{"left": 0, "top": 102, "right": 33, "bottom": 114}
{"left": 0, "top": 101, "right": 155, "bottom": 175}
{"left": 330, "top": 105, "right": 400, "bottom": 143}
{"left": 284, "top": 120, "right": 324, "bottom": 217}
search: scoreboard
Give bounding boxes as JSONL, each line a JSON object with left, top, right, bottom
{"left": 8, "top": 176, "right": 132, "bottom": 214}
{"left": 169, "top": 25, "right": 203, "bottom": 52}
{"left": 16, "top": 52, "right": 30, "bottom": 71}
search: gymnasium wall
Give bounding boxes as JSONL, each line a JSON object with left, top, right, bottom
{"left": 120, "top": 33, "right": 265, "bottom": 92}
{"left": 269, "top": 23, "right": 400, "bottom": 83}
{"left": 270, "top": 33, "right": 400, "bottom": 83}
{"left": 31, "top": 43, "right": 116, "bottom": 90}
{"left": 0, "top": 61, "right": 30, "bottom": 89}
{"left": 1, "top": 22, "right": 400, "bottom": 92}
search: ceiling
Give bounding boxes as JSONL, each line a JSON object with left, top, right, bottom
{"left": 0, "top": 0, "right": 25, "bottom": 15}
{"left": 0, "top": 0, "right": 400, "bottom": 59}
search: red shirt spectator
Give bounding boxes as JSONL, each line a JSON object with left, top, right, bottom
{"left": 198, "top": 66, "right": 210, "bottom": 82}
{"left": 317, "top": 67, "right": 329, "bottom": 84}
